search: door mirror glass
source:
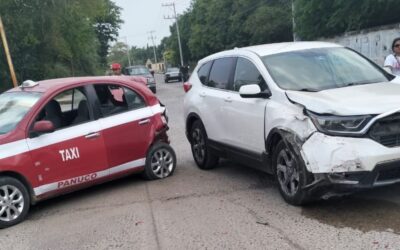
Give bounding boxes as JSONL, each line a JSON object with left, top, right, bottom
{"left": 33, "top": 120, "right": 55, "bottom": 134}
{"left": 239, "top": 84, "right": 271, "bottom": 98}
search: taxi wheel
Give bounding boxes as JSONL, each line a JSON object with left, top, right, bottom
{"left": 0, "top": 177, "right": 30, "bottom": 229}
{"left": 143, "top": 142, "right": 177, "bottom": 180}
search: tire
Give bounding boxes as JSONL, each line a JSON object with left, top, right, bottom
{"left": 272, "top": 140, "right": 312, "bottom": 205}
{"left": 190, "top": 120, "right": 219, "bottom": 169}
{"left": 0, "top": 177, "right": 30, "bottom": 229}
{"left": 165, "top": 79, "right": 168, "bottom": 83}
{"left": 143, "top": 142, "right": 177, "bottom": 180}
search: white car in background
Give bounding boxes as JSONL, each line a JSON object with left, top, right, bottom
{"left": 164, "top": 67, "right": 182, "bottom": 83}
{"left": 183, "top": 41, "right": 400, "bottom": 205}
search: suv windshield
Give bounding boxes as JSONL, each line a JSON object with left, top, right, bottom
{"left": 0, "top": 92, "right": 42, "bottom": 135}
{"left": 127, "top": 67, "right": 150, "bottom": 76}
{"left": 262, "top": 47, "right": 390, "bottom": 91}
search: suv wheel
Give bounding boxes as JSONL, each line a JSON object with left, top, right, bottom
{"left": 272, "top": 140, "right": 311, "bottom": 205}
{"left": 190, "top": 120, "right": 219, "bottom": 169}
{"left": 143, "top": 142, "right": 177, "bottom": 180}
{"left": 0, "top": 177, "right": 30, "bottom": 229}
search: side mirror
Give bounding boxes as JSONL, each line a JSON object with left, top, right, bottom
{"left": 239, "top": 84, "right": 271, "bottom": 98}
{"left": 383, "top": 66, "right": 392, "bottom": 74}
{"left": 33, "top": 120, "right": 55, "bottom": 134}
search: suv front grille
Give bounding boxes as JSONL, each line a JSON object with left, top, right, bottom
{"left": 368, "top": 113, "right": 400, "bottom": 147}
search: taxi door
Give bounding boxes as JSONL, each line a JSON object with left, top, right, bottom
{"left": 27, "top": 86, "right": 109, "bottom": 196}
{"left": 92, "top": 84, "right": 153, "bottom": 174}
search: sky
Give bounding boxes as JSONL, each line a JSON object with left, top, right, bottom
{"left": 113, "top": 0, "right": 192, "bottom": 48}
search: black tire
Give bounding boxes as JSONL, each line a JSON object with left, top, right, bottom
{"left": 190, "top": 120, "right": 219, "bottom": 170}
{"left": 165, "top": 79, "right": 169, "bottom": 83}
{"left": 143, "top": 142, "right": 177, "bottom": 180}
{"left": 272, "top": 140, "right": 312, "bottom": 205}
{"left": 0, "top": 177, "right": 30, "bottom": 229}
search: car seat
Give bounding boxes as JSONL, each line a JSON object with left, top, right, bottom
{"left": 43, "top": 100, "right": 63, "bottom": 129}
{"left": 72, "top": 100, "right": 90, "bottom": 125}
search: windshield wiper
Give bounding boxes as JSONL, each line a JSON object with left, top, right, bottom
{"left": 342, "top": 80, "right": 375, "bottom": 87}
{"left": 297, "top": 88, "right": 319, "bottom": 92}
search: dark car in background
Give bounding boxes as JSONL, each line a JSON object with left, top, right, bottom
{"left": 164, "top": 67, "right": 182, "bottom": 83}
{"left": 125, "top": 66, "right": 156, "bottom": 93}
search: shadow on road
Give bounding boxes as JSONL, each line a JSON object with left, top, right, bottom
{"left": 302, "top": 184, "right": 400, "bottom": 234}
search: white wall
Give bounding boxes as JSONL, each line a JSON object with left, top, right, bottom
{"left": 324, "top": 23, "right": 400, "bottom": 66}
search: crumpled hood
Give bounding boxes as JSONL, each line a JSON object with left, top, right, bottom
{"left": 286, "top": 82, "right": 400, "bottom": 116}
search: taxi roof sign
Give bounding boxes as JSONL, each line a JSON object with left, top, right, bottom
{"left": 20, "top": 80, "right": 38, "bottom": 89}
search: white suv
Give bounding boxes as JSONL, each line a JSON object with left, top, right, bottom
{"left": 183, "top": 41, "right": 400, "bottom": 205}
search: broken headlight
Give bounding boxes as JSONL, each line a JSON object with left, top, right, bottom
{"left": 307, "top": 111, "right": 373, "bottom": 135}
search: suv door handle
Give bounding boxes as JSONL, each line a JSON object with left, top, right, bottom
{"left": 224, "top": 97, "right": 232, "bottom": 103}
{"left": 199, "top": 92, "right": 206, "bottom": 97}
{"left": 139, "top": 118, "right": 150, "bottom": 125}
{"left": 85, "top": 132, "right": 100, "bottom": 139}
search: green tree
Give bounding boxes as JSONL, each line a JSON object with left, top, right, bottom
{"left": 160, "top": 0, "right": 293, "bottom": 64}
{"left": 295, "top": 0, "right": 400, "bottom": 40}
{"left": 0, "top": 0, "right": 121, "bottom": 91}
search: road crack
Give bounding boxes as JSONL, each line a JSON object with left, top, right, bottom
{"left": 228, "top": 198, "right": 305, "bottom": 250}
{"left": 146, "top": 182, "right": 161, "bottom": 250}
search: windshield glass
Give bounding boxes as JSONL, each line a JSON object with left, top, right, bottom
{"left": 167, "top": 68, "right": 179, "bottom": 72}
{"left": 262, "top": 47, "right": 389, "bottom": 91}
{"left": 127, "top": 67, "right": 150, "bottom": 76}
{"left": 0, "top": 92, "right": 42, "bottom": 135}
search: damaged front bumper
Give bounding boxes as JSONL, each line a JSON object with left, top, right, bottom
{"left": 301, "top": 132, "right": 400, "bottom": 190}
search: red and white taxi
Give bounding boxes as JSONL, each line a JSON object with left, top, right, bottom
{"left": 0, "top": 76, "right": 176, "bottom": 228}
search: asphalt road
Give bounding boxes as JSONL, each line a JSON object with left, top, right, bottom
{"left": 2, "top": 75, "right": 400, "bottom": 249}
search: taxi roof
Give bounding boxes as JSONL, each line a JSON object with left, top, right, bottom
{"left": 6, "top": 76, "right": 143, "bottom": 93}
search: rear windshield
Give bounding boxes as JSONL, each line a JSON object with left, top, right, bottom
{"left": 0, "top": 92, "right": 42, "bottom": 134}
{"left": 127, "top": 67, "right": 150, "bottom": 76}
{"left": 167, "top": 68, "right": 179, "bottom": 72}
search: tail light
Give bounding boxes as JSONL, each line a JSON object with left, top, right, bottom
{"left": 183, "top": 82, "right": 192, "bottom": 93}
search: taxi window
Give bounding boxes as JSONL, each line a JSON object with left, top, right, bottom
{"left": 93, "top": 84, "right": 146, "bottom": 117}
{"left": 94, "top": 84, "right": 126, "bottom": 117}
{"left": 36, "top": 87, "right": 90, "bottom": 130}
{"left": 124, "top": 87, "right": 146, "bottom": 110}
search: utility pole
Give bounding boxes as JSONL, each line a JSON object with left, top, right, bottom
{"left": 121, "top": 36, "right": 131, "bottom": 66}
{"left": 0, "top": 16, "right": 17, "bottom": 87}
{"left": 291, "top": 0, "right": 298, "bottom": 41}
{"left": 148, "top": 30, "right": 158, "bottom": 63}
{"left": 162, "top": 2, "right": 184, "bottom": 66}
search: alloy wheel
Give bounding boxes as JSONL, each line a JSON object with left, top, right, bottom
{"left": 191, "top": 128, "right": 205, "bottom": 164}
{"left": 150, "top": 148, "right": 174, "bottom": 178}
{"left": 0, "top": 185, "right": 25, "bottom": 222}
{"left": 276, "top": 148, "right": 300, "bottom": 197}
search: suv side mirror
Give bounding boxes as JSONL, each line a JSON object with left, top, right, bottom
{"left": 382, "top": 66, "right": 392, "bottom": 74}
{"left": 239, "top": 84, "right": 271, "bottom": 98}
{"left": 33, "top": 120, "right": 55, "bottom": 134}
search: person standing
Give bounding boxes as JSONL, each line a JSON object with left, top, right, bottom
{"left": 384, "top": 37, "right": 400, "bottom": 76}
{"left": 180, "top": 65, "right": 189, "bottom": 81}
{"left": 110, "top": 63, "right": 123, "bottom": 76}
